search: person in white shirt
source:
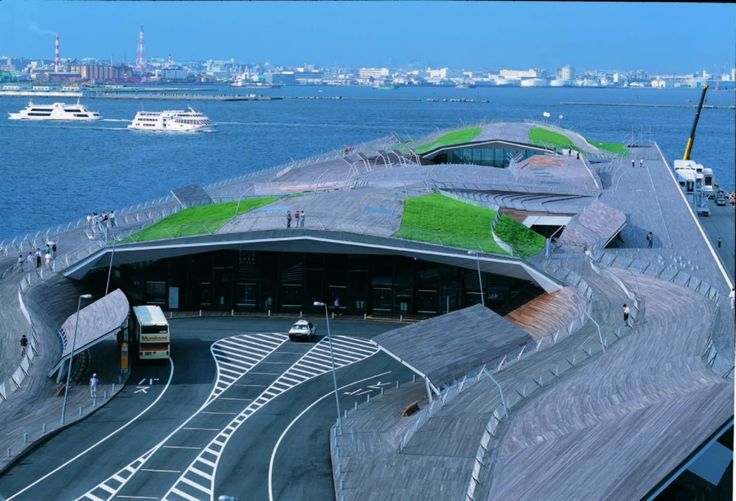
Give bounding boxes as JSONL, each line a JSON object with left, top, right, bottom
{"left": 89, "top": 373, "right": 99, "bottom": 398}
{"left": 623, "top": 304, "right": 631, "bottom": 325}
{"left": 729, "top": 288, "right": 735, "bottom": 310}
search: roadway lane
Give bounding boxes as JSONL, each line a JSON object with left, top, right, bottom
{"left": 700, "top": 203, "right": 735, "bottom": 280}
{"left": 0, "top": 330, "right": 215, "bottom": 500}
{"left": 217, "top": 352, "right": 413, "bottom": 501}
{"left": 0, "top": 317, "right": 403, "bottom": 501}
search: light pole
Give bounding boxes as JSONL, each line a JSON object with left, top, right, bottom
{"left": 468, "top": 251, "right": 484, "bottom": 306}
{"left": 61, "top": 293, "right": 93, "bottom": 425}
{"left": 314, "top": 300, "right": 342, "bottom": 434}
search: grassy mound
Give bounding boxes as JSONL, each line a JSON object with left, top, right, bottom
{"left": 528, "top": 126, "right": 629, "bottom": 157}
{"left": 394, "top": 192, "right": 505, "bottom": 254}
{"left": 394, "top": 127, "right": 482, "bottom": 155}
{"left": 494, "top": 214, "right": 546, "bottom": 258}
{"left": 123, "top": 197, "right": 278, "bottom": 242}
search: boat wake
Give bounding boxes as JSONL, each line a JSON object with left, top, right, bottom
{"left": 100, "top": 118, "right": 130, "bottom": 123}
{"left": 216, "top": 121, "right": 389, "bottom": 129}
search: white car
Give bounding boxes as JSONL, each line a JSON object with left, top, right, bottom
{"left": 288, "top": 320, "right": 317, "bottom": 341}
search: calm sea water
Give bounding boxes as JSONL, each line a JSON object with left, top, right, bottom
{"left": 0, "top": 85, "right": 733, "bottom": 240}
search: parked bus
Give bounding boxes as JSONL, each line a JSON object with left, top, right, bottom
{"left": 131, "top": 305, "right": 170, "bottom": 360}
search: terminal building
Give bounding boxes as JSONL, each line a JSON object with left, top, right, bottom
{"left": 3, "top": 120, "right": 731, "bottom": 499}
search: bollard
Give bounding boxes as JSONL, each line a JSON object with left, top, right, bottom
{"left": 412, "top": 374, "right": 416, "bottom": 383}
{"left": 380, "top": 387, "right": 384, "bottom": 396}
{"left": 366, "top": 394, "right": 371, "bottom": 403}
{"left": 104, "top": 390, "right": 108, "bottom": 400}
{"left": 332, "top": 312, "right": 335, "bottom": 319}
{"left": 199, "top": 310, "right": 202, "bottom": 317}
{"left": 93, "top": 398, "right": 97, "bottom": 408}
{"left": 299, "top": 311, "right": 302, "bottom": 318}
{"left": 268, "top": 309, "right": 271, "bottom": 317}
{"left": 396, "top": 380, "right": 400, "bottom": 389}
{"left": 344, "top": 409, "right": 348, "bottom": 418}
{"left": 79, "top": 407, "right": 83, "bottom": 417}
{"left": 42, "top": 423, "right": 46, "bottom": 434}
{"left": 7, "top": 448, "right": 10, "bottom": 457}
{"left": 363, "top": 313, "right": 367, "bottom": 320}
{"left": 354, "top": 401, "right": 358, "bottom": 411}
{"left": 112, "top": 383, "right": 116, "bottom": 393}
{"left": 231, "top": 309, "right": 234, "bottom": 317}
{"left": 400, "top": 314, "right": 403, "bottom": 322}
{"left": 24, "top": 433, "right": 28, "bottom": 444}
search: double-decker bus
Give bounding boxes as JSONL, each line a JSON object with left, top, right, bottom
{"left": 131, "top": 305, "right": 170, "bottom": 360}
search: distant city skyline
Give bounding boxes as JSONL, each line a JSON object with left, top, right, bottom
{"left": 1, "top": 2, "right": 734, "bottom": 73}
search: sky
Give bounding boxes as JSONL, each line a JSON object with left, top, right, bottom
{"left": 0, "top": 1, "right": 734, "bottom": 73}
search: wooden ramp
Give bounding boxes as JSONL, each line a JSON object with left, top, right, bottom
{"left": 505, "top": 285, "right": 585, "bottom": 339}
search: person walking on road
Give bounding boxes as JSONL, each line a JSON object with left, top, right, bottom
{"left": 286, "top": 210, "right": 292, "bottom": 229}
{"left": 623, "top": 304, "right": 631, "bottom": 326}
{"left": 90, "top": 373, "right": 99, "bottom": 398}
{"left": 17, "top": 253, "right": 24, "bottom": 273}
{"left": 20, "top": 334, "right": 28, "bottom": 356}
{"left": 632, "top": 159, "right": 635, "bottom": 168}
{"left": 639, "top": 159, "right": 644, "bottom": 168}
{"left": 646, "top": 231, "right": 653, "bottom": 248}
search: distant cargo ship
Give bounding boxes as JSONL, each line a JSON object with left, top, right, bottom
{"left": 8, "top": 101, "right": 100, "bottom": 120}
{"left": 128, "top": 107, "right": 214, "bottom": 132}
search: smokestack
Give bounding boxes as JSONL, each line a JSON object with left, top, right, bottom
{"left": 137, "top": 25, "right": 144, "bottom": 71}
{"left": 55, "top": 33, "right": 60, "bottom": 72}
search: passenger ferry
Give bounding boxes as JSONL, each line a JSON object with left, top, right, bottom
{"left": 127, "top": 107, "right": 214, "bottom": 132}
{"left": 8, "top": 101, "right": 101, "bottom": 120}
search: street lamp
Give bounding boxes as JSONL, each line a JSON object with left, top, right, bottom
{"left": 61, "top": 293, "right": 93, "bottom": 425}
{"left": 314, "top": 300, "right": 342, "bottom": 434}
{"left": 467, "top": 251, "right": 485, "bottom": 306}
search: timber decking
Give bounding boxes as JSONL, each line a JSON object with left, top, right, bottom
{"left": 504, "top": 285, "right": 585, "bottom": 339}
{"left": 373, "top": 304, "right": 532, "bottom": 388}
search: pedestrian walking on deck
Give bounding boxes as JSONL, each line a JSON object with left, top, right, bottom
{"left": 26, "top": 252, "right": 34, "bottom": 269}
{"left": 51, "top": 242, "right": 57, "bottom": 257}
{"left": 86, "top": 213, "right": 92, "bottom": 228}
{"left": 717, "top": 237, "right": 722, "bottom": 248}
{"left": 20, "top": 334, "right": 28, "bottom": 356}
{"left": 295, "top": 210, "right": 300, "bottom": 227}
{"left": 286, "top": 210, "right": 292, "bottom": 229}
{"left": 109, "top": 210, "right": 116, "bottom": 227}
{"left": 639, "top": 159, "right": 644, "bottom": 168}
{"left": 646, "top": 231, "right": 653, "bottom": 248}
{"left": 17, "top": 253, "right": 24, "bottom": 273}
{"left": 35, "top": 248, "right": 42, "bottom": 268}
{"left": 729, "top": 288, "right": 735, "bottom": 310}
{"left": 90, "top": 373, "right": 99, "bottom": 398}
{"left": 623, "top": 304, "right": 631, "bottom": 325}
{"left": 44, "top": 252, "right": 52, "bottom": 269}
{"left": 632, "top": 160, "right": 635, "bottom": 168}
{"left": 300, "top": 210, "right": 305, "bottom": 228}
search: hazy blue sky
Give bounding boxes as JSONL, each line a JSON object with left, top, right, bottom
{"left": 1, "top": 1, "right": 734, "bottom": 73}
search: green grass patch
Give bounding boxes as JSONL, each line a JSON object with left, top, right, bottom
{"left": 122, "top": 197, "right": 278, "bottom": 242}
{"left": 587, "top": 139, "right": 629, "bottom": 156}
{"left": 528, "top": 126, "right": 629, "bottom": 157}
{"left": 494, "top": 214, "right": 546, "bottom": 258}
{"left": 394, "top": 192, "right": 506, "bottom": 254}
{"left": 392, "top": 127, "right": 482, "bottom": 156}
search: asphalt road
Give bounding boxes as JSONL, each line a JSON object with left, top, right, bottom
{"left": 0, "top": 317, "right": 408, "bottom": 501}
{"left": 700, "top": 203, "right": 735, "bottom": 281}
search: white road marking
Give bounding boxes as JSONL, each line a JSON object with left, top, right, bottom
{"left": 162, "top": 446, "right": 201, "bottom": 450}
{"left": 200, "top": 411, "right": 238, "bottom": 415}
{"left": 116, "top": 496, "right": 159, "bottom": 500}
{"left": 139, "top": 469, "right": 181, "bottom": 474}
{"left": 182, "top": 427, "right": 220, "bottom": 432}
{"left": 164, "top": 335, "right": 379, "bottom": 500}
{"left": 77, "top": 333, "right": 287, "bottom": 501}
{"left": 267, "top": 371, "right": 392, "bottom": 501}
{"left": 134, "top": 386, "right": 149, "bottom": 394}
{"left": 5, "top": 358, "right": 175, "bottom": 501}
{"left": 218, "top": 397, "right": 253, "bottom": 401}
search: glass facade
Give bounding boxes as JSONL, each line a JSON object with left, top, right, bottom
{"left": 427, "top": 144, "right": 539, "bottom": 168}
{"left": 105, "top": 250, "right": 542, "bottom": 318}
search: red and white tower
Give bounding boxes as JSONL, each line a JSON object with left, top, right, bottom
{"left": 54, "top": 33, "right": 60, "bottom": 72}
{"left": 136, "top": 25, "right": 145, "bottom": 71}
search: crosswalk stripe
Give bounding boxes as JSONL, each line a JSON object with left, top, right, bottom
{"left": 180, "top": 475, "right": 211, "bottom": 494}
{"left": 169, "top": 486, "right": 201, "bottom": 501}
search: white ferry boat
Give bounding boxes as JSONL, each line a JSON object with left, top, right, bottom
{"left": 127, "top": 107, "right": 214, "bottom": 132}
{"left": 8, "top": 101, "right": 100, "bottom": 120}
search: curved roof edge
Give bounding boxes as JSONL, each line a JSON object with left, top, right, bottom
{"left": 63, "top": 230, "right": 563, "bottom": 293}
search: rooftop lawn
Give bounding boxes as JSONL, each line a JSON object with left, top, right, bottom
{"left": 394, "top": 192, "right": 506, "bottom": 254}
{"left": 122, "top": 197, "right": 278, "bottom": 242}
{"left": 528, "top": 127, "right": 629, "bottom": 157}
{"left": 494, "top": 214, "right": 546, "bottom": 258}
{"left": 394, "top": 126, "right": 482, "bottom": 156}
